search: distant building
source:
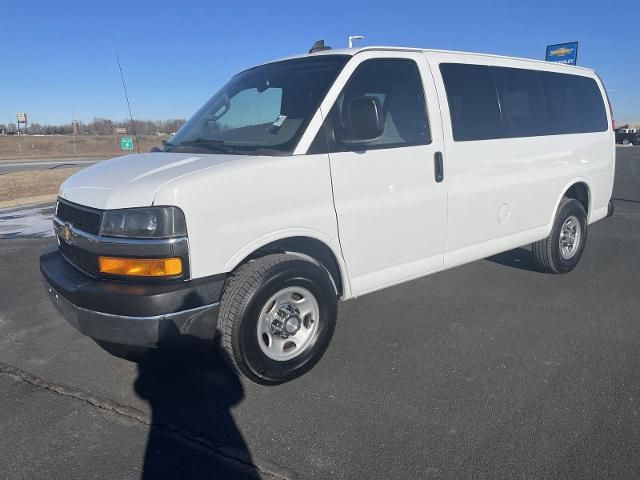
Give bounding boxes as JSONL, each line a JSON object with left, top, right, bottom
{"left": 0, "top": 125, "right": 6, "bottom": 135}
{"left": 113, "top": 127, "right": 127, "bottom": 135}
{"left": 615, "top": 123, "right": 640, "bottom": 133}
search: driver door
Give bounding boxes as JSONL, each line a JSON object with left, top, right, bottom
{"left": 316, "top": 52, "right": 447, "bottom": 296}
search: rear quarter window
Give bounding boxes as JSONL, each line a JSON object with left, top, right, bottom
{"left": 540, "top": 72, "right": 608, "bottom": 134}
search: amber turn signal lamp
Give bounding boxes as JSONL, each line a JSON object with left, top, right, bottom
{"left": 98, "top": 256, "right": 183, "bottom": 277}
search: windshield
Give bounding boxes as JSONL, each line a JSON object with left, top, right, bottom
{"left": 164, "top": 55, "right": 348, "bottom": 156}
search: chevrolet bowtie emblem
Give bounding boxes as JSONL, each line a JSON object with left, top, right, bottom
{"left": 62, "top": 222, "right": 74, "bottom": 242}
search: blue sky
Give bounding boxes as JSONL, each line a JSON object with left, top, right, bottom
{"left": 1, "top": 0, "right": 638, "bottom": 126}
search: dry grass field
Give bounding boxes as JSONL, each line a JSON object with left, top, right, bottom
{"left": 0, "top": 167, "right": 81, "bottom": 202}
{"left": 0, "top": 135, "right": 169, "bottom": 161}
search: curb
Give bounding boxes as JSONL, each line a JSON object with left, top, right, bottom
{"left": 0, "top": 194, "right": 57, "bottom": 209}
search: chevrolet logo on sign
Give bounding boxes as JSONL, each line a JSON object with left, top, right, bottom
{"left": 548, "top": 47, "right": 574, "bottom": 57}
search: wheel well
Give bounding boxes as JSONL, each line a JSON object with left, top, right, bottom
{"left": 564, "top": 182, "right": 590, "bottom": 215}
{"left": 239, "top": 237, "right": 344, "bottom": 296}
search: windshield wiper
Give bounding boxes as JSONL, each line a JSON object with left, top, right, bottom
{"left": 164, "top": 138, "right": 283, "bottom": 156}
{"left": 177, "top": 138, "right": 236, "bottom": 154}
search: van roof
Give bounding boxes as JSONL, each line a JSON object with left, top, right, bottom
{"left": 273, "top": 45, "right": 594, "bottom": 73}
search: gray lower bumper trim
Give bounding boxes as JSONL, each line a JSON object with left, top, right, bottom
{"left": 43, "top": 278, "right": 219, "bottom": 347}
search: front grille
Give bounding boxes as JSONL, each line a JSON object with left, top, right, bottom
{"left": 59, "top": 239, "right": 99, "bottom": 277}
{"left": 56, "top": 200, "right": 102, "bottom": 236}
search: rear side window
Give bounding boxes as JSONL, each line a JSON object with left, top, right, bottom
{"left": 439, "top": 63, "right": 503, "bottom": 141}
{"left": 492, "top": 67, "right": 548, "bottom": 137}
{"left": 440, "top": 63, "right": 608, "bottom": 141}
{"left": 540, "top": 72, "right": 608, "bottom": 134}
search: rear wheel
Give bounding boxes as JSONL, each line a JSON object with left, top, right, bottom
{"left": 219, "top": 254, "right": 338, "bottom": 385}
{"left": 532, "top": 198, "right": 588, "bottom": 274}
{"left": 622, "top": 138, "right": 631, "bottom": 145}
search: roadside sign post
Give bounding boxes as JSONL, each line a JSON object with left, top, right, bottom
{"left": 16, "top": 112, "right": 28, "bottom": 135}
{"left": 71, "top": 110, "right": 79, "bottom": 157}
{"left": 545, "top": 42, "right": 579, "bottom": 65}
{"left": 120, "top": 136, "right": 134, "bottom": 151}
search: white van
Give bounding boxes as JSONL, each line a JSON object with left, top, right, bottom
{"left": 41, "top": 44, "right": 615, "bottom": 384}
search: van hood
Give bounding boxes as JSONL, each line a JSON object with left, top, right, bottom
{"left": 59, "top": 152, "right": 245, "bottom": 209}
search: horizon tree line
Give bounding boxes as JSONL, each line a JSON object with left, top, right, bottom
{"left": 1, "top": 118, "right": 186, "bottom": 135}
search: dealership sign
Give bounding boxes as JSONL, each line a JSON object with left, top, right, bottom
{"left": 545, "top": 42, "right": 579, "bottom": 65}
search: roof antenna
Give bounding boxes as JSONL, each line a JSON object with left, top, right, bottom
{"left": 308, "top": 40, "right": 332, "bottom": 54}
{"left": 348, "top": 35, "right": 365, "bottom": 48}
{"left": 116, "top": 52, "right": 141, "bottom": 154}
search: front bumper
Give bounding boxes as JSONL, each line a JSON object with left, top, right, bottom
{"left": 40, "top": 248, "right": 226, "bottom": 347}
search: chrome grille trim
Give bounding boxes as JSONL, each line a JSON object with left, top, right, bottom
{"left": 56, "top": 199, "right": 102, "bottom": 235}
{"left": 52, "top": 217, "right": 189, "bottom": 257}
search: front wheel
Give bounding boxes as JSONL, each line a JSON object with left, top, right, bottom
{"left": 218, "top": 254, "right": 338, "bottom": 385}
{"left": 531, "top": 198, "right": 588, "bottom": 274}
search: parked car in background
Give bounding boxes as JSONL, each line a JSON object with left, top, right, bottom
{"left": 41, "top": 44, "right": 616, "bottom": 385}
{"left": 616, "top": 130, "right": 640, "bottom": 145}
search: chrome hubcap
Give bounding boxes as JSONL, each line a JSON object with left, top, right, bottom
{"left": 559, "top": 215, "right": 581, "bottom": 259}
{"left": 257, "top": 287, "right": 320, "bottom": 361}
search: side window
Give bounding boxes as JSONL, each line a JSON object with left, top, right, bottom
{"left": 539, "top": 72, "right": 581, "bottom": 134}
{"left": 540, "top": 72, "right": 607, "bottom": 134}
{"left": 573, "top": 75, "right": 608, "bottom": 133}
{"left": 439, "top": 63, "right": 608, "bottom": 141}
{"left": 312, "top": 59, "right": 431, "bottom": 153}
{"left": 491, "top": 66, "right": 548, "bottom": 137}
{"left": 440, "top": 63, "right": 503, "bottom": 141}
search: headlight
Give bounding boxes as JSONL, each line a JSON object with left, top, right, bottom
{"left": 100, "top": 207, "right": 187, "bottom": 239}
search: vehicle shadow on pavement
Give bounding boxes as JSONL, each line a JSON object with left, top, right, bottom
{"left": 486, "top": 246, "right": 539, "bottom": 272}
{"left": 613, "top": 197, "right": 640, "bottom": 204}
{"left": 133, "top": 333, "right": 261, "bottom": 479}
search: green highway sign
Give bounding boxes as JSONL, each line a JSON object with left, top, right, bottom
{"left": 120, "top": 136, "right": 134, "bottom": 150}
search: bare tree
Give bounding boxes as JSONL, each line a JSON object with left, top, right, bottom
{"left": 9, "top": 118, "right": 185, "bottom": 136}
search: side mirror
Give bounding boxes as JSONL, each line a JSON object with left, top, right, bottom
{"left": 335, "top": 96, "right": 383, "bottom": 144}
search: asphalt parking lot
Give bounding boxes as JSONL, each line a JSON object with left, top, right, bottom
{"left": 1, "top": 147, "right": 639, "bottom": 479}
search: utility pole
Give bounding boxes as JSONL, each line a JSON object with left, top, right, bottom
{"left": 72, "top": 107, "right": 77, "bottom": 157}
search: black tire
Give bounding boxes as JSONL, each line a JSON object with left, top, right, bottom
{"left": 622, "top": 139, "right": 631, "bottom": 145}
{"left": 532, "top": 198, "right": 588, "bottom": 274}
{"left": 219, "top": 254, "right": 338, "bottom": 385}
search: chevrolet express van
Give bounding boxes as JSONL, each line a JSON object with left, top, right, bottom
{"left": 41, "top": 44, "right": 615, "bottom": 384}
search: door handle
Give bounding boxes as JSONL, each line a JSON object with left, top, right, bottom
{"left": 434, "top": 151, "right": 444, "bottom": 183}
